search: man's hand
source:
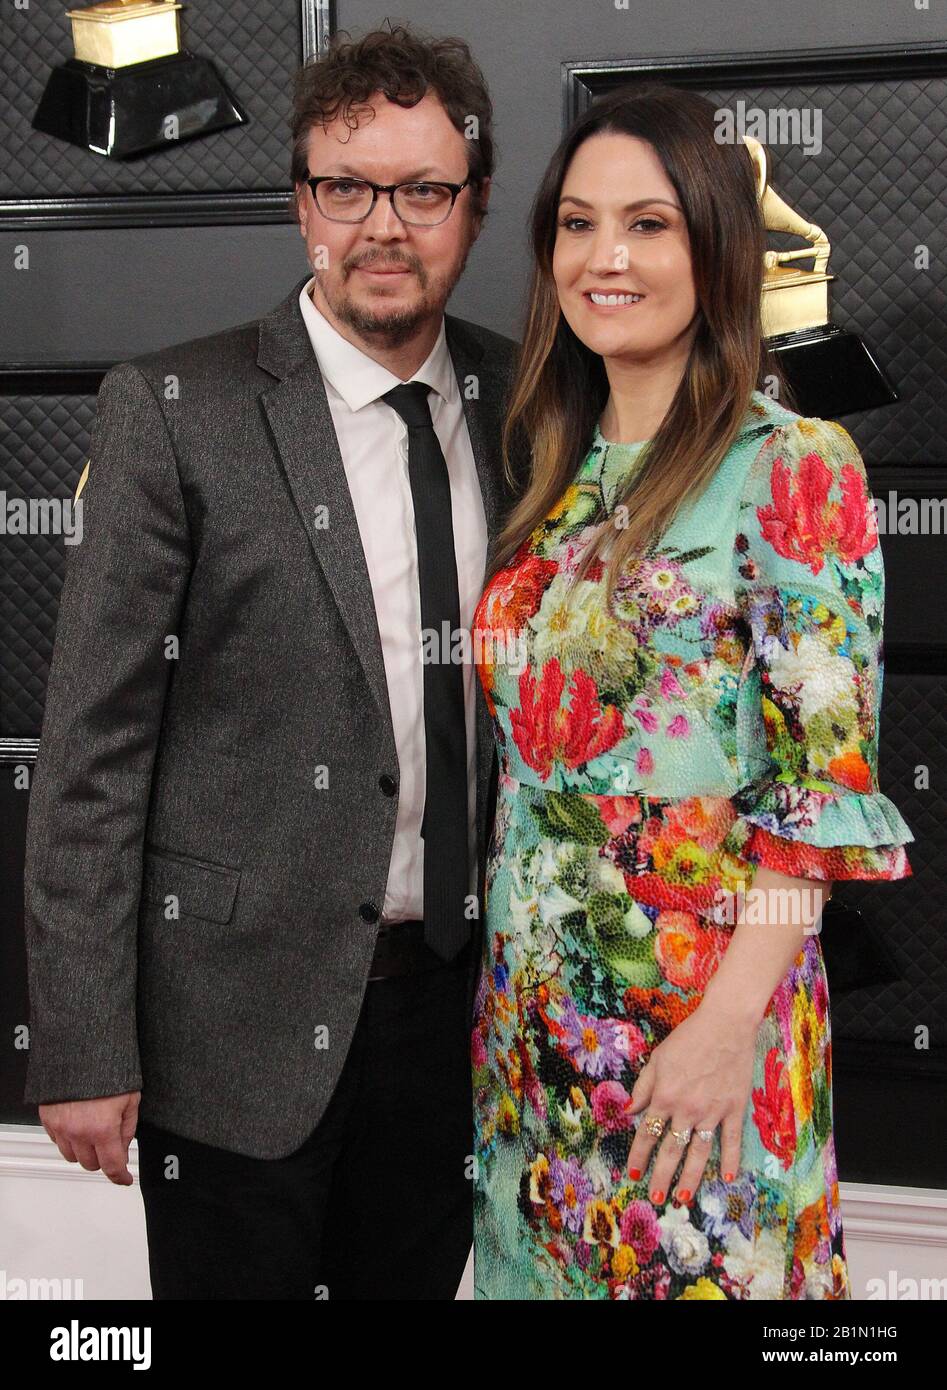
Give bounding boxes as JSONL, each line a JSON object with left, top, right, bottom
{"left": 39, "top": 1093, "right": 141, "bottom": 1186}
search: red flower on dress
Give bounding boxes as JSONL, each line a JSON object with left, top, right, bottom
{"left": 477, "top": 552, "right": 558, "bottom": 638}
{"left": 510, "top": 658, "right": 625, "bottom": 779}
{"left": 751, "top": 1047, "right": 796, "bottom": 1169}
{"left": 827, "top": 748, "right": 873, "bottom": 793}
{"left": 595, "top": 795, "right": 643, "bottom": 837}
{"left": 757, "top": 451, "right": 876, "bottom": 575}
{"left": 474, "top": 553, "right": 558, "bottom": 717}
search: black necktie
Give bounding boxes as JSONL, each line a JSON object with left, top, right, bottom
{"left": 382, "top": 382, "right": 471, "bottom": 961}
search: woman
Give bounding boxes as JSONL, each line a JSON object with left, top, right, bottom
{"left": 470, "top": 84, "right": 914, "bottom": 1300}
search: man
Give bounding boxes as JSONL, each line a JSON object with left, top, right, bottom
{"left": 22, "top": 26, "right": 517, "bottom": 1299}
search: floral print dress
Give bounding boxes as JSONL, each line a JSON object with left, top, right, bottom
{"left": 470, "top": 389, "right": 914, "bottom": 1300}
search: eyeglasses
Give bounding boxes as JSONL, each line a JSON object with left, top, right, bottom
{"left": 304, "top": 172, "right": 470, "bottom": 226}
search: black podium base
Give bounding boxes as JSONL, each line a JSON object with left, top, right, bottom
{"left": 769, "top": 323, "right": 899, "bottom": 419}
{"left": 32, "top": 50, "right": 246, "bottom": 159}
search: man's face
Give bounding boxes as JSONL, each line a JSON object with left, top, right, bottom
{"left": 296, "top": 91, "right": 489, "bottom": 349}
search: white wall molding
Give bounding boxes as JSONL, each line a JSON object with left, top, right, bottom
{"left": 838, "top": 1182, "right": 947, "bottom": 1297}
{"left": 0, "top": 1123, "right": 150, "bottom": 1300}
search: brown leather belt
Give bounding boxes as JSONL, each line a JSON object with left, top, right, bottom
{"left": 368, "top": 919, "right": 471, "bottom": 981}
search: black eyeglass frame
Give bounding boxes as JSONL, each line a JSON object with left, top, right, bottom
{"left": 303, "top": 172, "right": 472, "bottom": 225}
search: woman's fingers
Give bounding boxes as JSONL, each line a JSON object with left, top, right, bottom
{"left": 670, "top": 1125, "right": 716, "bottom": 1203}
{"left": 625, "top": 1051, "right": 746, "bottom": 1199}
{"left": 625, "top": 1063, "right": 656, "bottom": 1178}
{"left": 718, "top": 1111, "right": 744, "bottom": 1185}
{"left": 628, "top": 1106, "right": 664, "bottom": 1184}
{"left": 628, "top": 1108, "right": 743, "bottom": 1203}
{"left": 645, "top": 1118, "right": 697, "bottom": 1204}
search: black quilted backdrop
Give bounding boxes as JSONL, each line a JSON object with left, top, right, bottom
{"left": 830, "top": 671, "right": 946, "bottom": 1046}
{"left": 1, "top": 0, "right": 303, "bottom": 194}
{"left": 0, "top": 388, "right": 99, "bottom": 740}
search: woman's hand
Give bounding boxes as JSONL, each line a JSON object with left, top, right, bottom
{"left": 624, "top": 1000, "right": 760, "bottom": 1204}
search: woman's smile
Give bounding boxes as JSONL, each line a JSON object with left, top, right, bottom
{"left": 583, "top": 289, "right": 646, "bottom": 309}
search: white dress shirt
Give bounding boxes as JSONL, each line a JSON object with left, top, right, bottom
{"left": 299, "top": 277, "right": 487, "bottom": 923}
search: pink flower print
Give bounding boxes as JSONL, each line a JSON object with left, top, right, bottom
{"left": 636, "top": 747, "right": 655, "bottom": 776}
{"left": 666, "top": 714, "right": 691, "bottom": 738}
{"left": 632, "top": 704, "right": 659, "bottom": 733}
{"left": 613, "top": 1018, "right": 649, "bottom": 1066}
{"left": 660, "top": 666, "right": 686, "bottom": 700}
{"left": 618, "top": 1200, "right": 662, "bottom": 1260}
{"left": 591, "top": 1080, "right": 636, "bottom": 1132}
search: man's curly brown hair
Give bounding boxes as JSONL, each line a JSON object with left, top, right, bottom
{"left": 290, "top": 24, "right": 495, "bottom": 219}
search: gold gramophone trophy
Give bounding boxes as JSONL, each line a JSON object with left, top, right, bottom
{"left": 32, "top": 0, "right": 246, "bottom": 158}
{"left": 744, "top": 134, "right": 897, "bottom": 416}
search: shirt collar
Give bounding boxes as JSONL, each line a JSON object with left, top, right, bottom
{"left": 298, "top": 275, "right": 456, "bottom": 413}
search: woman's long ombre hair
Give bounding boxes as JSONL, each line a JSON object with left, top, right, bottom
{"left": 493, "top": 83, "right": 795, "bottom": 600}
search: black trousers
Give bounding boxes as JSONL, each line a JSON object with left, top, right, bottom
{"left": 135, "top": 943, "right": 474, "bottom": 1299}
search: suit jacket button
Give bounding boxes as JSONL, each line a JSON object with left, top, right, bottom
{"left": 378, "top": 774, "right": 397, "bottom": 796}
{"left": 359, "top": 900, "right": 380, "bottom": 924}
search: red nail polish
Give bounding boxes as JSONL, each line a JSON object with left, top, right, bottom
{"left": 629, "top": 1167, "right": 641, "bottom": 1180}
{"left": 723, "top": 1171, "right": 734, "bottom": 1182}
{"left": 677, "top": 1188, "right": 691, "bottom": 1202}
{"left": 651, "top": 1188, "right": 664, "bottom": 1203}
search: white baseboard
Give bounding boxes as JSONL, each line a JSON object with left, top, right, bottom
{"left": 0, "top": 1124, "right": 942, "bottom": 1300}
{"left": 836, "top": 1182, "right": 947, "bottom": 1298}
{"left": 0, "top": 1122, "right": 150, "bottom": 1300}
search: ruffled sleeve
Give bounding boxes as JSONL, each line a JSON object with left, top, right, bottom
{"left": 722, "top": 413, "right": 914, "bottom": 881}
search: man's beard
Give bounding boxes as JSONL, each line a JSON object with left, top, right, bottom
{"left": 314, "top": 244, "right": 471, "bottom": 349}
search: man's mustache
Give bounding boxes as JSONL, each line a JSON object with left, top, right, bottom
{"left": 344, "top": 251, "right": 425, "bottom": 278}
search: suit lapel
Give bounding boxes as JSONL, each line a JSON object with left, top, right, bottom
{"left": 444, "top": 316, "right": 506, "bottom": 544}
{"left": 258, "top": 277, "right": 393, "bottom": 726}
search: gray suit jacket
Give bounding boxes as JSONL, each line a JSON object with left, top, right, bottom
{"left": 22, "top": 273, "right": 518, "bottom": 1158}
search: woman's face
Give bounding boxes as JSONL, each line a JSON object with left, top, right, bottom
{"left": 552, "top": 132, "right": 700, "bottom": 364}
